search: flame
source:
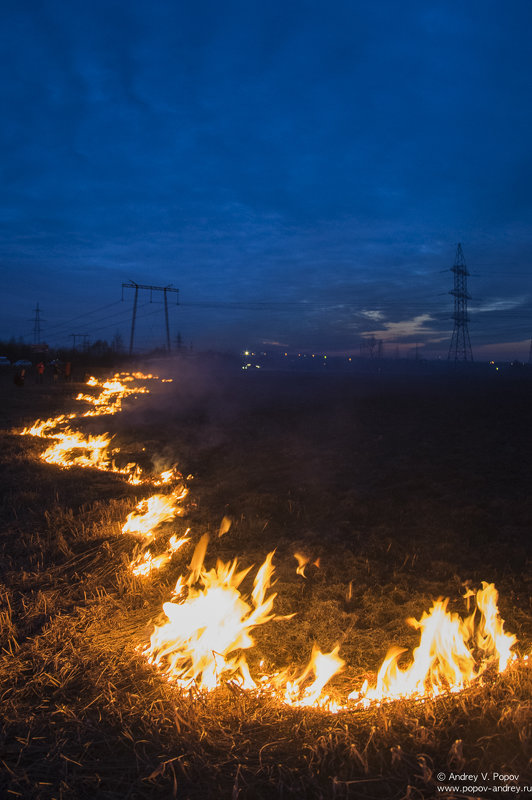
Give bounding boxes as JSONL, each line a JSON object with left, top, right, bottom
{"left": 21, "top": 414, "right": 77, "bottom": 437}
{"left": 122, "top": 486, "right": 188, "bottom": 538}
{"left": 129, "top": 534, "right": 190, "bottom": 577}
{"left": 347, "top": 583, "right": 517, "bottom": 708}
{"left": 294, "top": 552, "right": 309, "bottom": 577}
{"left": 293, "top": 553, "right": 320, "bottom": 578}
{"left": 16, "top": 370, "right": 523, "bottom": 713}
{"left": 41, "top": 429, "right": 112, "bottom": 470}
{"left": 144, "top": 536, "right": 280, "bottom": 691}
{"left": 77, "top": 375, "right": 150, "bottom": 417}
{"left": 281, "top": 645, "right": 345, "bottom": 708}
{"left": 475, "top": 582, "right": 517, "bottom": 672}
{"left": 19, "top": 373, "right": 183, "bottom": 488}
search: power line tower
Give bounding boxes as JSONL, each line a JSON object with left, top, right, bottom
{"left": 32, "top": 303, "right": 44, "bottom": 345}
{"left": 122, "top": 282, "right": 179, "bottom": 355}
{"left": 448, "top": 243, "right": 473, "bottom": 362}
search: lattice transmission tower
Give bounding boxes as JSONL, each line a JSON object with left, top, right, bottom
{"left": 32, "top": 303, "right": 43, "bottom": 345}
{"left": 448, "top": 243, "right": 473, "bottom": 362}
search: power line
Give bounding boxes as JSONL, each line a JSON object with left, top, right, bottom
{"left": 43, "top": 300, "right": 124, "bottom": 335}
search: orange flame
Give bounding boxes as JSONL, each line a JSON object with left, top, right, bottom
{"left": 129, "top": 534, "right": 190, "bottom": 577}
{"left": 347, "top": 583, "right": 517, "bottom": 708}
{"left": 144, "top": 536, "right": 280, "bottom": 691}
{"left": 122, "top": 486, "right": 188, "bottom": 538}
{"left": 17, "top": 371, "right": 522, "bottom": 713}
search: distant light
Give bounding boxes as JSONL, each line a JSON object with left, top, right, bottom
{"left": 284, "top": 352, "right": 287, "bottom": 356}
{"left": 496, "top": 367, "right": 499, "bottom": 371}
{"left": 324, "top": 355, "right": 327, "bottom": 359}
{"left": 348, "top": 357, "right": 352, "bottom": 362}
{"left": 312, "top": 354, "right": 315, "bottom": 358}
{"left": 244, "top": 350, "right": 250, "bottom": 356}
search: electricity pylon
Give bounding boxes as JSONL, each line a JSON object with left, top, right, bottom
{"left": 32, "top": 303, "right": 43, "bottom": 345}
{"left": 448, "top": 243, "right": 473, "bottom": 362}
{"left": 122, "top": 282, "right": 179, "bottom": 355}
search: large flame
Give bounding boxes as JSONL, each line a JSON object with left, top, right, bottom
{"left": 347, "top": 583, "right": 517, "bottom": 709}
{"left": 144, "top": 536, "right": 280, "bottom": 691}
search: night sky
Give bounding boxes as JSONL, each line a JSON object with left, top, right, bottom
{"left": 1, "top": 0, "right": 531, "bottom": 358}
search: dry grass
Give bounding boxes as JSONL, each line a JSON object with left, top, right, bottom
{"left": 0, "top": 367, "right": 531, "bottom": 798}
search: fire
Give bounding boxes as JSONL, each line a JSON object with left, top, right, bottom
{"left": 129, "top": 534, "right": 190, "bottom": 577}
{"left": 16, "top": 369, "right": 523, "bottom": 714}
{"left": 144, "top": 536, "right": 280, "bottom": 691}
{"left": 475, "top": 582, "right": 517, "bottom": 672}
{"left": 294, "top": 552, "right": 320, "bottom": 578}
{"left": 294, "top": 552, "right": 309, "bottom": 577}
{"left": 280, "top": 645, "right": 345, "bottom": 709}
{"left": 19, "top": 372, "right": 181, "bottom": 487}
{"left": 347, "top": 583, "right": 517, "bottom": 708}
{"left": 122, "top": 486, "right": 188, "bottom": 538}
{"left": 21, "top": 414, "right": 77, "bottom": 437}
{"left": 41, "top": 429, "right": 112, "bottom": 470}
{"left": 77, "top": 377, "right": 148, "bottom": 417}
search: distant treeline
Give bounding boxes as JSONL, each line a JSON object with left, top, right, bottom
{"left": 0, "top": 337, "right": 163, "bottom": 368}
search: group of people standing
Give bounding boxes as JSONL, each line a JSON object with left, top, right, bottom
{"left": 14, "top": 360, "right": 73, "bottom": 387}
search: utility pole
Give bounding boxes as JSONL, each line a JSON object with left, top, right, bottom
{"left": 122, "top": 282, "right": 179, "bottom": 355}
{"left": 448, "top": 243, "right": 473, "bottom": 362}
{"left": 528, "top": 335, "right": 532, "bottom": 365}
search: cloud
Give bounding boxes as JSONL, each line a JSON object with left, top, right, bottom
{"left": 361, "top": 313, "right": 436, "bottom": 341}
{"left": 359, "top": 309, "right": 385, "bottom": 321}
{"left": 469, "top": 296, "right": 528, "bottom": 314}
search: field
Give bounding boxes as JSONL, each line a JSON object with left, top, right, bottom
{"left": 0, "top": 359, "right": 531, "bottom": 799}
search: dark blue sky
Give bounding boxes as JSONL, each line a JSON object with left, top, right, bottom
{"left": 1, "top": 0, "right": 531, "bottom": 358}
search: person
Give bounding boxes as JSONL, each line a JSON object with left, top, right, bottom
{"left": 52, "top": 362, "right": 60, "bottom": 383}
{"left": 14, "top": 368, "right": 25, "bottom": 387}
{"left": 64, "top": 361, "right": 72, "bottom": 382}
{"left": 36, "top": 361, "right": 45, "bottom": 384}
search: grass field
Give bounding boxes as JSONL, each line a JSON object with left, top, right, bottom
{"left": 0, "top": 360, "right": 531, "bottom": 799}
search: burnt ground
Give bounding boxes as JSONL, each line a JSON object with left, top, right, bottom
{"left": 0, "top": 360, "right": 531, "bottom": 799}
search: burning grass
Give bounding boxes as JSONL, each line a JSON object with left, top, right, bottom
{"left": 0, "top": 365, "right": 531, "bottom": 798}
